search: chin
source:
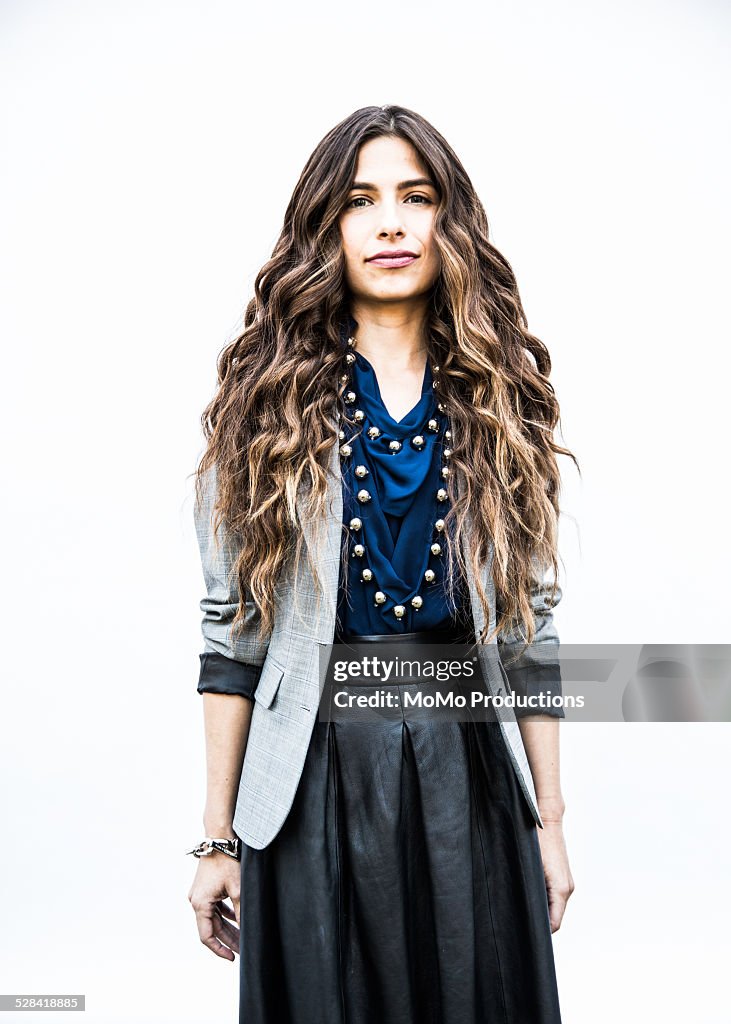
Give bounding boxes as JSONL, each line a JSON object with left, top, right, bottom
{"left": 371, "top": 291, "right": 425, "bottom": 304}
{"left": 364, "top": 279, "right": 429, "bottom": 298}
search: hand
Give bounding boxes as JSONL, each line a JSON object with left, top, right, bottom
{"left": 536, "top": 818, "right": 575, "bottom": 933}
{"left": 187, "top": 853, "right": 241, "bottom": 960}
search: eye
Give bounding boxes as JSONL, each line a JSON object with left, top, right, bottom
{"left": 346, "top": 196, "right": 371, "bottom": 209}
{"left": 405, "top": 194, "right": 433, "bottom": 204}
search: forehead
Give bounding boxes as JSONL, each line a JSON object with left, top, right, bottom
{"left": 351, "top": 135, "right": 430, "bottom": 183}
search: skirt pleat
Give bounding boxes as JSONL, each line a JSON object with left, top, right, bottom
{"left": 239, "top": 666, "right": 563, "bottom": 1024}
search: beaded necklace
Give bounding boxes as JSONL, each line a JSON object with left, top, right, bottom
{"left": 338, "top": 333, "right": 453, "bottom": 624}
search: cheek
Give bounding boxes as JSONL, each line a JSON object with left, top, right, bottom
{"left": 339, "top": 226, "right": 363, "bottom": 269}
{"left": 337, "top": 219, "right": 350, "bottom": 249}
{"left": 419, "top": 219, "right": 439, "bottom": 263}
{"left": 423, "top": 240, "right": 441, "bottom": 277}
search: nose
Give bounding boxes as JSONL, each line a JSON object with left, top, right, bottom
{"left": 377, "top": 198, "right": 406, "bottom": 239}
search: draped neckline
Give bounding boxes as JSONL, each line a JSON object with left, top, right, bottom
{"left": 352, "top": 349, "right": 433, "bottom": 431}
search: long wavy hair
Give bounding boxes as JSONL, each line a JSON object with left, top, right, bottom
{"left": 194, "top": 103, "right": 579, "bottom": 649}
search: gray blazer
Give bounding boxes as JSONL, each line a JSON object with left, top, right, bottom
{"left": 194, "top": 437, "right": 563, "bottom": 850}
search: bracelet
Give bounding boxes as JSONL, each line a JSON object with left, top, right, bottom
{"left": 186, "top": 836, "right": 241, "bottom": 861}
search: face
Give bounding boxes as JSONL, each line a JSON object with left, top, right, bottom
{"left": 338, "top": 135, "right": 441, "bottom": 306}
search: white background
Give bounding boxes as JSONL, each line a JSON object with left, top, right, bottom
{"left": 1, "top": 0, "right": 729, "bottom": 1021}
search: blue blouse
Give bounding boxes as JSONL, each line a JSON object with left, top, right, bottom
{"left": 335, "top": 320, "right": 469, "bottom": 637}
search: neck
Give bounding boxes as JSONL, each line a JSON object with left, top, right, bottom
{"left": 349, "top": 301, "right": 429, "bottom": 371}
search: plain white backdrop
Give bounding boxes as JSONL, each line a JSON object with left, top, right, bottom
{"left": 1, "top": 0, "right": 729, "bottom": 1021}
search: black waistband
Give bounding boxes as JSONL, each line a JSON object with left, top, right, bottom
{"left": 334, "top": 627, "right": 474, "bottom": 645}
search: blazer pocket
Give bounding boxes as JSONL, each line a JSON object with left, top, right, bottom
{"left": 254, "top": 656, "right": 285, "bottom": 709}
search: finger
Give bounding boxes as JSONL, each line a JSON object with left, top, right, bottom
{"left": 195, "top": 907, "right": 237, "bottom": 961}
{"left": 199, "top": 930, "right": 236, "bottom": 960}
{"left": 547, "top": 892, "right": 567, "bottom": 933}
{"left": 215, "top": 900, "right": 238, "bottom": 922}
{"left": 212, "top": 909, "right": 241, "bottom": 954}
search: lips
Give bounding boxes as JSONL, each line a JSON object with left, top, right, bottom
{"left": 366, "top": 251, "right": 419, "bottom": 268}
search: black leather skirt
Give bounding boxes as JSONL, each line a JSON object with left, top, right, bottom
{"left": 238, "top": 629, "right": 563, "bottom": 1024}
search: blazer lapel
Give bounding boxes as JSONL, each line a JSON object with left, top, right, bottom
{"left": 294, "top": 416, "right": 344, "bottom": 643}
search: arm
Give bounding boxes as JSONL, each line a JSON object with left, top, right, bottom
{"left": 201, "top": 692, "right": 253, "bottom": 837}
{"left": 189, "top": 698, "right": 247, "bottom": 962}
{"left": 514, "top": 716, "right": 564, "bottom": 821}
{"left": 518, "top": 713, "right": 573, "bottom": 933}
{"left": 497, "top": 560, "right": 574, "bottom": 931}
{"left": 188, "top": 464, "right": 270, "bottom": 961}
{"left": 194, "top": 462, "right": 270, "bottom": 827}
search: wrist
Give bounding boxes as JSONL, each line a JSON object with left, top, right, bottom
{"left": 187, "top": 836, "right": 241, "bottom": 861}
{"left": 537, "top": 796, "right": 565, "bottom": 821}
{"left": 203, "top": 816, "right": 236, "bottom": 839}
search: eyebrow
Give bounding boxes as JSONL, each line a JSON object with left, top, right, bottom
{"left": 348, "top": 177, "right": 437, "bottom": 192}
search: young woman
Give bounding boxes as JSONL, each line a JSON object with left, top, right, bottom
{"left": 187, "top": 104, "right": 577, "bottom": 1024}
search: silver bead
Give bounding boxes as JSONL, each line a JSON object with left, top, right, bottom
{"left": 424, "top": 569, "right": 436, "bottom": 583}
{"left": 349, "top": 517, "right": 362, "bottom": 531}
{"left": 411, "top": 595, "right": 423, "bottom": 609}
{"left": 412, "top": 435, "right": 425, "bottom": 449}
{"left": 362, "top": 568, "right": 373, "bottom": 582}
{"left": 340, "top": 374, "right": 348, "bottom": 385}
{"left": 357, "top": 489, "right": 371, "bottom": 503}
{"left": 374, "top": 591, "right": 386, "bottom": 605}
{"left": 432, "top": 365, "right": 440, "bottom": 374}
{"left": 428, "top": 419, "right": 439, "bottom": 432}
{"left": 443, "top": 448, "right": 452, "bottom": 459}
{"left": 431, "top": 542, "right": 442, "bottom": 556}
{"left": 432, "top": 380, "right": 439, "bottom": 389}
{"left": 436, "top": 488, "right": 448, "bottom": 502}
{"left": 438, "top": 402, "right": 446, "bottom": 412}
{"left": 347, "top": 336, "right": 356, "bottom": 347}
{"left": 367, "top": 426, "right": 381, "bottom": 439}
{"left": 441, "top": 466, "right": 450, "bottom": 478}
{"left": 345, "top": 351, "right": 356, "bottom": 365}
{"left": 353, "top": 544, "right": 365, "bottom": 557}
{"left": 340, "top": 443, "right": 352, "bottom": 457}
{"left": 355, "top": 464, "right": 369, "bottom": 478}
{"left": 339, "top": 429, "right": 345, "bottom": 440}
{"left": 393, "top": 605, "right": 406, "bottom": 619}
{"left": 388, "top": 440, "right": 402, "bottom": 453}
{"left": 354, "top": 409, "right": 365, "bottom": 423}
{"left": 445, "top": 430, "right": 452, "bottom": 441}
{"left": 435, "top": 519, "right": 445, "bottom": 532}
{"left": 345, "top": 391, "right": 357, "bottom": 404}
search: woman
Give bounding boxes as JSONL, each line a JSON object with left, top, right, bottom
{"left": 187, "top": 104, "right": 577, "bottom": 1024}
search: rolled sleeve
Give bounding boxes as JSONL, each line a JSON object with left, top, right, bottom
{"left": 505, "top": 659, "right": 565, "bottom": 720}
{"left": 197, "top": 653, "right": 262, "bottom": 699}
